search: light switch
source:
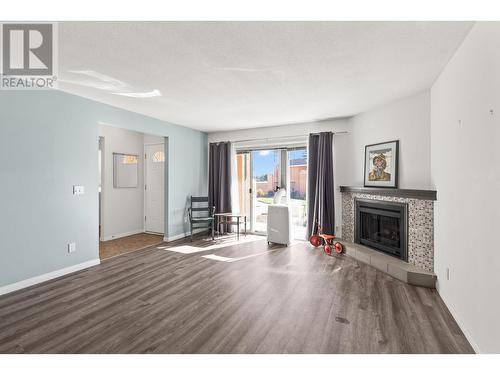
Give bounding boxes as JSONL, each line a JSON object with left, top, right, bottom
{"left": 68, "top": 242, "right": 76, "bottom": 253}
{"left": 73, "top": 185, "right": 85, "bottom": 195}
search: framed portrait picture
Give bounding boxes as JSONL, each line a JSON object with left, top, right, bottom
{"left": 364, "top": 140, "right": 399, "bottom": 188}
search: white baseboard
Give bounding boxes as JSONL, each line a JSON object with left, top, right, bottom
{"left": 437, "top": 290, "right": 480, "bottom": 353}
{"left": 101, "top": 229, "right": 144, "bottom": 242}
{"left": 0, "top": 259, "right": 101, "bottom": 297}
{"left": 164, "top": 228, "right": 207, "bottom": 242}
{"left": 164, "top": 233, "right": 181, "bottom": 242}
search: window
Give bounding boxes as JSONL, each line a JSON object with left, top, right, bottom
{"left": 153, "top": 151, "right": 165, "bottom": 162}
{"left": 122, "top": 155, "right": 138, "bottom": 164}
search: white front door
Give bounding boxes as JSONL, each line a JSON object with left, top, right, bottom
{"left": 145, "top": 143, "right": 165, "bottom": 234}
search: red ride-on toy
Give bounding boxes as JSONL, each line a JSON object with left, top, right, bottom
{"left": 309, "top": 224, "right": 344, "bottom": 255}
{"left": 333, "top": 241, "right": 344, "bottom": 254}
{"left": 320, "top": 234, "right": 335, "bottom": 255}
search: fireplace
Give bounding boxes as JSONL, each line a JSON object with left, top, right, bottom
{"left": 354, "top": 199, "right": 408, "bottom": 261}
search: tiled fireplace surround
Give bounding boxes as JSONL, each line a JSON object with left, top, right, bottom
{"left": 341, "top": 187, "right": 435, "bottom": 272}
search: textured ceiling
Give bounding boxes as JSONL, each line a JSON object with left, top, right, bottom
{"left": 57, "top": 21, "right": 473, "bottom": 132}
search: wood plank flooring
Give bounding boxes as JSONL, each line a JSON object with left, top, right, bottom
{"left": 99, "top": 233, "right": 164, "bottom": 260}
{"left": 0, "top": 236, "right": 473, "bottom": 354}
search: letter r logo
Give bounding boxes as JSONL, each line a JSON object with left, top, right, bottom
{"left": 2, "top": 24, "right": 53, "bottom": 75}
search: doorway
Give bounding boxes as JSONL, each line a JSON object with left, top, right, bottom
{"left": 251, "top": 149, "right": 281, "bottom": 233}
{"left": 98, "top": 125, "right": 167, "bottom": 260}
{"left": 236, "top": 147, "right": 307, "bottom": 239}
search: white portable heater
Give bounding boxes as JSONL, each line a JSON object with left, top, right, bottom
{"left": 267, "top": 189, "right": 291, "bottom": 246}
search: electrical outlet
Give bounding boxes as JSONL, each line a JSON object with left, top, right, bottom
{"left": 68, "top": 242, "right": 76, "bottom": 253}
{"left": 446, "top": 267, "right": 450, "bottom": 280}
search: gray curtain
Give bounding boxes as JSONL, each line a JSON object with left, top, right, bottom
{"left": 307, "top": 132, "right": 335, "bottom": 237}
{"left": 209, "top": 142, "right": 232, "bottom": 215}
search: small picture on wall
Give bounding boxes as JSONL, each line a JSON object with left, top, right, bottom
{"left": 364, "top": 140, "right": 399, "bottom": 188}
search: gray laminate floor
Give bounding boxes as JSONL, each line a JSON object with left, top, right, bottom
{"left": 0, "top": 235, "right": 473, "bottom": 353}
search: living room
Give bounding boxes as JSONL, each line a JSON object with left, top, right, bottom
{"left": 0, "top": 1, "right": 499, "bottom": 373}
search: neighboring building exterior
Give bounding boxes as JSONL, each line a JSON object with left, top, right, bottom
{"left": 289, "top": 157, "right": 307, "bottom": 199}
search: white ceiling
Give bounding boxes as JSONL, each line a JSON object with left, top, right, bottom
{"left": 58, "top": 22, "right": 473, "bottom": 132}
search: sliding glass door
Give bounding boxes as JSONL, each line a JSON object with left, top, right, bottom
{"left": 251, "top": 149, "right": 281, "bottom": 233}
{"left": 236, "top": 147, "right": 307, "bottom": 239}
{"left": 288, "top": 148, "right": 307, "bottom": 240}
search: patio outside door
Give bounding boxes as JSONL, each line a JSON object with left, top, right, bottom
{"left": 251, "top": 149, "right": 281, "bottom": 234}
{"left": 236, "top": 147, "right": 307, "bottom": 239}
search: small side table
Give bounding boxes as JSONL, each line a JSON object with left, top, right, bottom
{"left": 214, "top": 213, "right": 247, "bottom": 240}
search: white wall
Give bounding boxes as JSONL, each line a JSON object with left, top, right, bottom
{"left": 431, "top": 22, "right": 500, "bottom": 353}
{"left": 334, "top": 91, "right": 432, "bottom": 236}
{"left": 336, "top": 91, "right": 432, "bottom": 190}
{"left": 144, "top": 134, "right": 164, "bottom": 145}
{"left": 99, "top": 125, "right": 145, "bottom": 240}
{"left": 208, "top": 119, "right": 350, "bottom": 144}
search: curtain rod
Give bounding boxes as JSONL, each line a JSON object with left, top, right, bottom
{"left": 219, "top": 131, "right": 348, "bottom": 145}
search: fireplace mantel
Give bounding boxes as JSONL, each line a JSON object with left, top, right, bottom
{"left": 340, "top": 186, "right": 437, "bottom": 201}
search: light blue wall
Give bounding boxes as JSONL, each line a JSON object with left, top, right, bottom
{"left": 0, "top": 90, "right": 207, "bottom": 287}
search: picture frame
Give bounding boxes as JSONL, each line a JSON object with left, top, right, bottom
{"left": 363, "top": 140, "right": 399, "bottom": 188}
{"left": 113, "top": 153, "right": 139, "bottom": 188}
